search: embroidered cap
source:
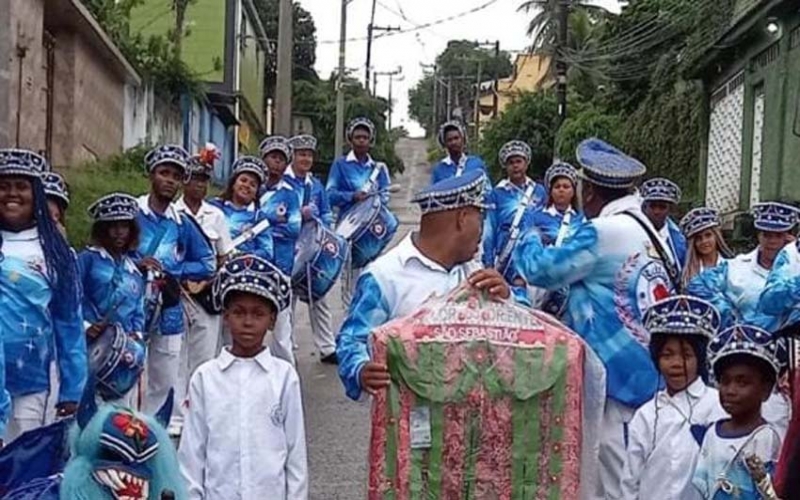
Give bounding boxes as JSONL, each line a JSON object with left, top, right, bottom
{"left": 437, "top": 120, "right": 467, "bottom": 148}
{"left": 145, "top": 144, "right": 191, "bottom": 174}
{"left": 499, "top": 140, "right": 532, "bottom": 166}
{"left": 751, "top": 202, "right": 799, "bottom": 232}
{"left": 640, "top": 177, "right": 682, "bottom": 205}
{"left": 545, "top": 161, "right": 578, "bottom": 188}
{"left": 213, "top": 254, "right": 291, "bottom": 312}
{"left": 411, "top": 169, "right": 491, "bottom": 215}
{"left": 43, "top": 172, "right": 70, "bottom": 208}
{"left": 709, "top": 324, "right": 786, "bottom": 377}
{"left": 0, "top": 148, "right": 50, "bottom": 177}
{"left": 680, "top": 207, "right": 720, "bottom": 238}
{"left": 288, "top": 134, "right": 317, "bottom": 152}
{"left": 259, "top": 135, "right": 291, "bottom": 160}
{"left": 576, "top": 138, "right": 646, "bottom": 189}
{"left": 644, "top": 295, "right": 721, "bottom": 340}
{"left": 87, "top": 192, "right": 139, "bottom": 222}
{"left": 231, "top": 156, "right": 266, "bottom": 185}
{"left": 346, "top": 117, "right": 376, "bottom": 145}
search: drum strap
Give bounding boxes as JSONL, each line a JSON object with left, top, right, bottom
{"left": 622, "top": 211, "right": 683, "bottom": 294}
{"left": 362, "top": 162, "right": 384, "bottom": 194}
{"left": 554, "top": 210, "right": 572, "bottom": 247}
{"left": 455, "top": 155, "right": 467, "bottom": 177}
{"left": 495, "top": 183, "right": 537, "bottom": 272}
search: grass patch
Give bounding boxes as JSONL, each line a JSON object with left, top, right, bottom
{"left": 63, "top": 146, "right": 151, "bottom": 249}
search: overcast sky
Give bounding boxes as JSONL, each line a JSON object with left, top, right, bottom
{"left": 295, "top": 0, "right": 621, "bottom": 136}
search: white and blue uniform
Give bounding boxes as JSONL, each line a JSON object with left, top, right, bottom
{"left": 662, "top": 218, "right": 687, "bottom": 268}
{"left": 286, "top": 156, "right": 337, "bottom": 359}
{"left": 1, "top": 228, "right": 86, "bottom": 440}
{"left": 640, "top": 178, "right": 687, "bottom": 269}
{"left": 78, "top": 247, "right": 145, "bottom": 336}
{"left": 513, "top": 139, "right": 671, "bottom": 499}
{"left": 430, "top": 154, "right": 488, "bottom": 185}
{"left": 210, "top": 199, "right": 274, "bottom": 261}
{"left": 760, "top": 241, "right": 800, "bottom": 329}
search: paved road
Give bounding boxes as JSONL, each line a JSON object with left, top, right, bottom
{"left": 293, "top": 138, "right": 429, "bottom": 499}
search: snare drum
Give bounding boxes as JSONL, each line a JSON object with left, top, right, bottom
{"left": 88, "top": 324, "right": 146, "bottom": 401}
{"left": 292, "top": 219, "right": 348, "bottom": 302}
{"left": 335, "top": 197, "right": 399, "bottom": 269}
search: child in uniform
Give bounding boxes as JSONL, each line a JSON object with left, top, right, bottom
{"left": 620, "top": 295, "right": 728, "bottom": 499}
{"left": 693, "top": 324, "right": 784, "bottom": 499}
{"left": 178, "top": 254, "right": 307, "bottom": 500}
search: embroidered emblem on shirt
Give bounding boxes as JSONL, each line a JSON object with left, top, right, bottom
{"left": 270, "top": 404, "right": 285, "bottom": 426}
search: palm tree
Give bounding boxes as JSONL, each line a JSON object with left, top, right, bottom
{"left": 518, "top": 0, "right": 609, "bottom": 50}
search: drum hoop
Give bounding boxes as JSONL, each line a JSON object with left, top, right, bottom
{"left": 95, "top": 327, "right": 128, "bottom": 380}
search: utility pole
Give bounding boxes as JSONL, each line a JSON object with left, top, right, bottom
{"left": 364, "top": 0, "right": 401, "bottom": 92}
{"left": 473, "top": 59, "right": 482, "bottom": 140}
{"left": 334, "top": 0, "right": 348, "bottom": 157}
{"left": 447, "top": 76, "right": 453, "bottom": 120}
{"left": 555, "top": 0, "right": 568, "bottom": 126}
{"left": 374, "top": 67, "right": 402, "bottom": 129}
{"left": 275, "top": 0, "right": 293, "bottom": 135}
{"left": 432, "top": 64, "right": 438, "bottom": 134}
{"left": 493, "top": 40, "right": 500, "bottom": 118}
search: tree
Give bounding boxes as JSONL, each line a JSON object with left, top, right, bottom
{"left": 252, "top": 0, "right": 318, "bottom": 99}
{"left": 518, "top": 0, "right": 609, "bottom": 50}
{"left": 170, "top": 0, "right": 197, "bottom": 58}
{"left": 293, "top": 75, "right": 404, "bottom": 178}
{"left": 476, "top": 91, "right": 559, "bottom": 181}
{"left": 408, "top": 40, "right": 513, "bottom": 137}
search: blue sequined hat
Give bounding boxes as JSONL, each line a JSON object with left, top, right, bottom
{"left": 213, "top": 254, "right": 291, "bottom": 312}
{"left": 437, "top": 120, "right": 467, "bottom": 148}
{"left": 751, "top": 201, "right": 799, "bottom": 232}
{"left": 641, "top": 177, "right": 681, "bottom": 204}
{"left": 411, "top": 169, "right": 491, "bottom": 215}
{"left": 43, "top": 172, "right": 70, "bottom": 208}
{"left": 87, "top": 192, "right": 139, "bottom": 222}
{"left": 0, "top": 148, "right": 50, "bottom": 177}
{"left": 709, "top": 324, "right": 787, "bottom": 376}
{"left": 231, "top": 156, "right": 266, "bottom": 185}
{"left": 680, "top": 207, "right": 720, "bottom": 238}
{"left": 644, "top": 295, "right": 721, "bottom": 340}
{"left": 346, "top": 117, "right": 376, "bottom": 145}
{"left": 576, "top": 138, "right": 646, "bottom": 189}
{"left": 498, "top": 140, "right": 532, "bottom": 166}
{"left": 144, "top": 144, "right": 191, "bottom": 174}
{"left": 259, "top": 135, "right": 292, "bottom": 160}
{"left": 288, "top": 134, "right": 317, "bottom": 152}
{"left": 545, "top": 161, "right": 578, "bottom": 188}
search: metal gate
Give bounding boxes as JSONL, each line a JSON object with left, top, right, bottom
{"left": 705, "top": 72, "right": 745, "bottom": 218}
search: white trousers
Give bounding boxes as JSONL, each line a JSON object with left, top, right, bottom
{"left": 342, "top": 267, "right": 363, "bottom": 311}
{"left": 175, "top": 300, "right": 222, "bottom": 422}
{"left": 144, "top": 332, "right": 183, "bottom": 416}
{"left": 598, "top": 399, "right": 636, "bottom": 500}
{"left": 292, "top": 294, "right": 336, "bottom": 357}
{"left": 5, "top": 391, "right": 48, "bottom": 444}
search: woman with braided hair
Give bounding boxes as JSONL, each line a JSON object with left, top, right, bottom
{"left": 0, "top": 148, "right": 85, "bottom": 446}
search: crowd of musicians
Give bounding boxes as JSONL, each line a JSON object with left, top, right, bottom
{"left": 1, "top": 115, "right": 800, "bottom": 499}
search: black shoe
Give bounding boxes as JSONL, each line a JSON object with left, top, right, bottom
{"left": 321, "top": 352, "right": 338, "bottom": 365}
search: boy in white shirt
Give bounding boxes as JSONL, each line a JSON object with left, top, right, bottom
{"left": 620, "top": 295, "right": 728, "bottom": 500}
{"left": 693, "top": 324, "right": 784, "bottom": 499}
{"left": 178, "top": 255, "right": 308, "bottom": 500}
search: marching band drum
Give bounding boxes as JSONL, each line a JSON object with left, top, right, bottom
{"left": 334, "top": 195, "right": 399, "bottom": 270}
{"left": 292, "top": 218, "right": 349, "bottom": 303}
{"left": 87, "top": 324, "right": 147, "bottom": 401}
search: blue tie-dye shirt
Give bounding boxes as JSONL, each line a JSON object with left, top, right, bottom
{"left": 513, "top": 195, "right": 670, "bottom": 408}
{"left": 0, "top": 228, "right": 86, "bottom": 413}
{"left": 135, "top": 195, "right": 216, "bottom": 335}
{"left": 326, "top": 151, "right": 390, "bottom": 220}
{"left": 78, "top": 247, "right": 145, "bottom": 336}
{"left": 430, "top": 154, "right": 488, "bottom": 185}
{"left": 208, "top": 198, "right": 273, "bottom": 261}
{"left": 258, "top": 179, "right": 301, "bottom": 275}
{"left": 759, "top": 242, "right": 800, "bottom": 330}
{"left": 284, "top": 166, "right": 334, "bottom": 228}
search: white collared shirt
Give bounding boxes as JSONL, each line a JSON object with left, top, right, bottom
{"left": 136, "top": 194, "right": 182, "bottom": 223}
{"left": 178, "top": 347, "right": 308, "bottom": 500}
{"left": 346, "top": 150, "right": 374, "bottom": 166}
{"left": 620, "top": 378, "right": 727, "bottom": 500}
{"left": 366, "top": 233, "right": 481, "bottom": 319}
{"left": 175, "top": 196, "right": 233, "bottom": 256}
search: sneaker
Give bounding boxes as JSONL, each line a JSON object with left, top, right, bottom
{"left": 320, "top": 352, "right": 338, "bottom": 365}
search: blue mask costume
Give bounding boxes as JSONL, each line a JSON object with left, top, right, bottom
{"left": 0, "top": 381, "right": 185, "bottom": 500}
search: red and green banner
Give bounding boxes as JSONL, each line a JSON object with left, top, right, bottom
{"left": 369, "top": 290, "right": 586, "bottom": 500}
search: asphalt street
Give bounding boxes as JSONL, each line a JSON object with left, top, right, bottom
{"left": 293, "top": 138, "right": 429, "bottom": 499}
